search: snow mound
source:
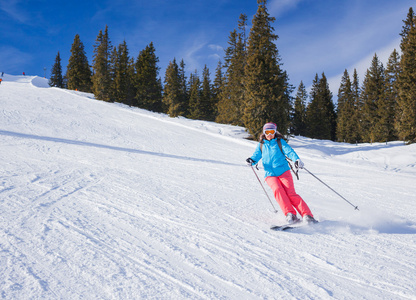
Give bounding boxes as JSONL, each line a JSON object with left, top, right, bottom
{"left": 1, "top": 73, "right": 49, "bottom": 88}
{"left": 30, "top": 76, "right": 49, "bottom": 88}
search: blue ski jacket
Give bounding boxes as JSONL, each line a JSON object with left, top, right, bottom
{"left": 250, "top": 138, "right": 299, "bottom": 178}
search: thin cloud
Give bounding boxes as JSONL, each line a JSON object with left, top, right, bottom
{"left": 326, "top": 37, "right": 401, "bottom": 98}
{"left": 268, "top": 0, "right": 305, "bottom": 17}
{"left": 208, "top": 44, "right": 224, "bottom": 53}
{"left": 0, "top": 0, "right": 29, "bottom": 23}
{"left": 278, "top": 1, "right": 410, "bottom": 97}
{"left": 208, "top": 53, "right": 222, "bottom": 62}
{"left": 182, "top": 39, "right": 207, "bottom": 72}
{"left": 182, "top": 40, "right": 227, "bottom": 73}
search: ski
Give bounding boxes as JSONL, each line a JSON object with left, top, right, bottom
{"left": 270, "top": 219, "right": 302, "bottom": 231}
{"left": 270, "top": 220, "right": 318, "bottom": 231}
{"left": 270, "top": 224, "right": 299, "bottom": 231}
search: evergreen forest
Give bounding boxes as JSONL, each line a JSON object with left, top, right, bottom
{"left": 49, "top": 1, "right": 416, "bottom": 144}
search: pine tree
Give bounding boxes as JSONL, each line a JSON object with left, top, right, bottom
{"left": 200, "top": 65, "right": 215, "bottom": 121}
{"left": 178, "top": 60, "right": 189, "bottom": 116}
{"left": 49, "top": 51, "right": 64, "bottom": 88}
{"left": 127, "top": 57, "right": 137, "bottom": 106}
{"left": 243, "top": 0, "right": 291, "bottom": 137}
{"left": 92, "top": 26, "right": 112, "bottom": 102}
{"left": 306, "top": 74, "right": 320, "bottom": 139}
{"left": 351, "top": 69, "right": 362, "bottom": 143}
{"left": 163, "top": 59, "right": 186, "bottom": 117}
{"left": 212, "top": 61, "right": 223, "bottom": 120}
{"left": 292, "top": 81, "right": 307, "bottom": 136}
{"left": 187, "top": 70, "right": 202, "bottom": 119}
{"left": 360, "top": 54, "right": 387, "bottom": 143}
{"left": 66, "top": 34, "right": 92, "bottom": 92}
{"left": 305, "top": 73, "right": 337, "bottom": 140}
{"left": 108, "top": 46, "right": 118, "bottom": 102}
{"left": 112, "top": 41, "right": 132, "bottom": 104}
{"left": 384, "top": 49, "right": 401, "bottom": 141}
{"left": 216, "top": 14, "right": 247, "bottom": 126}
{"left": 396, "top": 7, "right": 416, "bottom": 143}
{"left": 336, "top": 70, "right": 356, "bottom": 143}
{"left": 322, "top": 73, "right": 337, "bottom": 141}
{"left": 135, "top": 42, "right": 163, "bottom": 112}
{"left": 399, "top": 7, "right": 415, "bottom": 45}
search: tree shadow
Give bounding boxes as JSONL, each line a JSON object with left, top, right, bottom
{"left": 292, "top": 137, "right": 406, "bottom": 157}
{"left": 0, "top": 130, "right": 240, "bottom": 167}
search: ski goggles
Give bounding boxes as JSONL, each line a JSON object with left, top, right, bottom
{"left": 264, "top": 129, "right": 276, "bottom": 135}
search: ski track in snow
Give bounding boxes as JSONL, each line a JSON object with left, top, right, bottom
{"left": 1, "top": 75, "right": 416, "bottom": 299}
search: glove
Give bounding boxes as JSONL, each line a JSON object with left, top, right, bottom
{"left": 246, "top": 157, "right": 255, "bottom": 166}
{"left": 295, "top": 159, "right": 304, "bottom": 169}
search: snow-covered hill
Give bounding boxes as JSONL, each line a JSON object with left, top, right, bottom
{"left": 1, "top": 75, "right": 416, "bottom": 299}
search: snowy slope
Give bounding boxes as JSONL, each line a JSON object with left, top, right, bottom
{"left": 1, "top": 75, "right": 416, "bottom": 299}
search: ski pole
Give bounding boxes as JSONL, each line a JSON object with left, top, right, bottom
{"left": 250, "top": 165, "right": 278, "bottom": 213}
{"left": 303, "top": 167, "right": 359, "bottom": 210}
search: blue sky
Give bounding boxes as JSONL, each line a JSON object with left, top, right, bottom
{"left": 1, "top": 0, "right": 414, "bottom": 96}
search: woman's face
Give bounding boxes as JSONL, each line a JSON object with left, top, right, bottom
{"left": 264, "top": 129, "right": 276, "bottom": 140}
{"left": 265, "top": 133, "right": 275, "bottom": 140}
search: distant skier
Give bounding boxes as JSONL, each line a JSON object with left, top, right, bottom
{"left": 0, "top": 78, "right": 2, "bottom": 84}
{"left": 246, "top": 122, "right": 317, "bottom": 224}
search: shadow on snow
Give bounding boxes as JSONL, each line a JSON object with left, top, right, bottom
{"left": 0, "top": 130, "right": 240, "bottom": 167}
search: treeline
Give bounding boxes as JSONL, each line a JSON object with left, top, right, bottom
{"left": 49, "top": 1, "right": 416, "bottom": 144}
{"left": 286, "top": 7, "right": 416, "bottom": 144}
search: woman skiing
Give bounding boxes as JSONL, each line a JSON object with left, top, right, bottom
{"left": 246, "top": 122, "right": 317, "bottom": 224}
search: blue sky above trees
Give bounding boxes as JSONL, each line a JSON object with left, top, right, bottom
{"left": 1, "top": 0, "right": 413, "bottom": 95}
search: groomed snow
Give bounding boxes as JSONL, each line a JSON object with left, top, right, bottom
{"left": 1, "top": 74, "right": 416, "bottom": 299}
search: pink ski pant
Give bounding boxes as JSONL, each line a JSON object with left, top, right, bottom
{"left": 265, "top": 170, "right": 313, "bottom": 217}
